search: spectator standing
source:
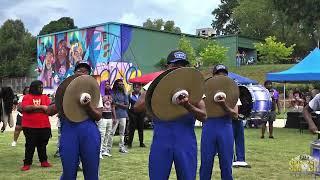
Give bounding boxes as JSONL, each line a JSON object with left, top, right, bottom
{"left": 261, "top": 81, "right": 281, "bottom": 139}
{"left": 99, "top": 81, "right": 116, "bottom": 157}
{"left": 109, "top": 79, "right": 129, "bottom": 153}
{"left": 127, "top": 83, "right": 146, "bottom": 148}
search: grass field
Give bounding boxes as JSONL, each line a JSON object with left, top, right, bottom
{"left": 0, "top": 127, "right": 319, "bottom": 180}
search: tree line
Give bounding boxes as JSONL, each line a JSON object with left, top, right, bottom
{"left": 212, "top": 0, "right": 320, "bottom": 58}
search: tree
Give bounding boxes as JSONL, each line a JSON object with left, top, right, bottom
{"left": 232, "top": 0, "right": 275, "bottom": 39}
{"left": 199, "top": 40, "right": 228, "bottom": 66}
{"left": 0, "top": 19, "right": 25, "bottom": 42}
{"left": 254, "top": 36, "right": 295, "bottom": 64}
{"left": 0, "top": 19, "right": 25, "bottom": 61}
{"left": 154, "top": 19, "right": 164, "bottom": 30}
{"left": 143, "top": 18, "right": 164, "bottom": 30}
{"left": 142, "top": 18, "right": 181, "bottom": 33}
{"left": 142, "top": 19, "right": 154, "bottom": 29}
{"left": 23, "top": 32, "right": 37, "bottom": 59}
{"left": 211, "top": 0, "right": 240, "bottom": 35}
{"left": 273, "top": 0, "right": 320, "bottom": 46}
{"left": 0, "top": 19, "right": 36, "bottom": 77}
{"left": 164, "top": 21, "right": 181, "bottom": 33}
{"left": 178, "top": 36, "right": 196, "bottom": 66}
{"left": 39, "top": 17, "right": 77, "bottom": 35}
{"left": 227, "top": 0, "right": 312, "bottom": 57}
{"left": 195, "top": 39, "right": 214, "bottom": 55}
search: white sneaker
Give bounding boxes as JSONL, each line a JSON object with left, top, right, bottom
{"left": 102, "top": 151, "right": 112, "bottom": 157}
{"left": 232, "top": 161, "right": 241, "bottom": 166}
{"left": 11, "top": 141, "right": 17, "bottom": 147}
{"left": 233, "top": 161, "right": 251, "bottom": 168}
{"left": 119, "top": 148, "right": 128, "bottom": 153}
{"left": 237, "top": 161, "right": 249, "bottom": 166}
{"left": 99, "top": 154, "right": 104, "bottom": 159}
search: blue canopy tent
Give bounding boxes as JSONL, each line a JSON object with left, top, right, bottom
{"left": 267, "top": 48, "right": 320, "bottom": 82}
{"left": 228, "top": 72, "right": 258, "bottom": 85}
{"left": 266, "top": 47, "right": 320, "bottom": 111}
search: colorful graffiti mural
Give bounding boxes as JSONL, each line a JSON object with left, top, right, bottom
{"left": 37, "top": 23, "right": 141, "bottom": 91}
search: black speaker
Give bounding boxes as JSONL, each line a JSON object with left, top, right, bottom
{"left": 285, "top": 112, "right": 319, "bottom": 129}
{"left": 285, "top": 112, "right": 303, "bottom": 129}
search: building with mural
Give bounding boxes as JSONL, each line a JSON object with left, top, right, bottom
{"left": 37, "top": 22, "right": 260, "bottom": 91}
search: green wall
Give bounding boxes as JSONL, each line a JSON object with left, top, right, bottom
{"left": 213, "top": 35, "right": 261, "bottom": 66}
{"left": 126, "top": 25, "right": 261, "bottom": 73}
{"left": 213, "top": 36, "right": 237, "bottom": 66}
{"left": 126, "top": 26, "right": 202, "bottom": 73}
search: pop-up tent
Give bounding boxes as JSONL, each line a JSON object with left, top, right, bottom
{"left": 129, "top": 71, "right": 164, "bottom": 84}
{"left": 267, "top": 48, "right": 320, "bottom": 82}
{"left": 266, "top": 47, "right": 320, "bottom": 112}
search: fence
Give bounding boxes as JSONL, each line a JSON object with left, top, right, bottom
{"left": 0, "top": 77, "right": 36, "bottom": 93}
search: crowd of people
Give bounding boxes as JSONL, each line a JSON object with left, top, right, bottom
{"left": 8, "top": 50, "right": 320, "bottom": 180}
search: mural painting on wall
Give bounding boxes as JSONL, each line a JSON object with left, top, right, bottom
{"left": 37, "top": 24, "right": 141, "bottom": 92}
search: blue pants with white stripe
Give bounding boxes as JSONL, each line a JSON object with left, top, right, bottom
{"left": 149, "top": 113, "right": 197, "bottom": 180}
{"left": 200, "top": 117, "right": 234, "bottom": 180}
{"left": 59, "top": 118, "right": 100, "bottom": 180}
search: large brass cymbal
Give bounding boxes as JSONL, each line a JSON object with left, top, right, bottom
{"left": 55, "top": 75, "right": 80, "bottom": 118}
{"left": 63, "top": 75, "right": 100, "bottom": 122}
{"left": 145, "top": 68, "right": 175, "bottom": 118}
{"left": 204, "top": 75, "right": 239, "bottom": 118}
{"left": 146, "top": 67, "right": 204, "bottom": 121}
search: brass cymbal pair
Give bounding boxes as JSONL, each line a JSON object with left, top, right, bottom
{"left": 55, "top": 75, "right": 100, "bottom": 122}
{"left": 145, "top": 67, "right": 239, "bottom": 121}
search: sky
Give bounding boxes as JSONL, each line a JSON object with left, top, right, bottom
{"left": 0, "top": 0, "right": 220, "bottom": 35}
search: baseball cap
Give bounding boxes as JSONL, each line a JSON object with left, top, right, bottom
{"left": 212, "top": 64, "right": 228, "bottom": 75}
{"left": 75, "top": 61, "right": 91, "bottom": 74}
{"left": 166, "top": 50, "right": 189, "bottom": 65}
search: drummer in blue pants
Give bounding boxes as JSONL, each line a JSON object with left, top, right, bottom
{"left": 134, "top": 50, "right": 207, "bottom": 180}
{"left": 200, "top": 64, "right": 238, "bottom": 180}
{"left": 48, "top": 61, "right": 103, "bottom": 180}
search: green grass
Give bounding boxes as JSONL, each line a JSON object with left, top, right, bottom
{"left": 0, "top": 128, "right": 318, "bottom": 180}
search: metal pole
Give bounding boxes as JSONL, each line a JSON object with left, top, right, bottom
{"left": 283, "top": 83, "right": 286, "bottom": 112}
{"left": 283, "top": 83, "right": 287, "bottom": 127}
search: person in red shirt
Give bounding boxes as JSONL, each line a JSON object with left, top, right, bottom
{"left": 21, "top": 80, "right": 52, "bottom": 171}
